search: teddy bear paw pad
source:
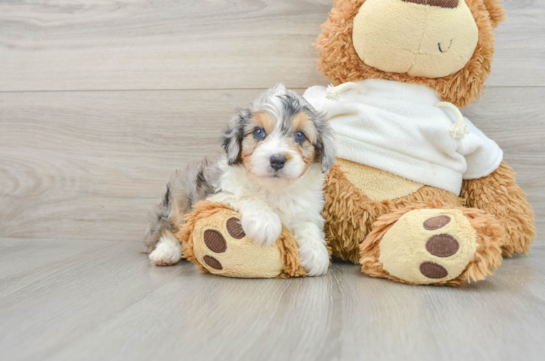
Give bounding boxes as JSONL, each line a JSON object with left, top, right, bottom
{"left": 425, "top": 234, "right": 460, "bottom": 258}
{"left": 203, "top": 229, "right": 228, "bottom": 253}
{"left": 423, "top": 215, "right": 451, "bottom": 230}
{"left": 200, "top": 217, "right": 246, "bottom": 270}
{"left": 378, "top": 209, "right": 477, "bottom": 284}
{"left": 226, "top": 217, "right": 246, "bottom": 239}
{"left": 203, "top": 255, "right": 223, "bottom": 270}
{"left": 419, "top": 262, "right": 448, "bottom": 279}
{"left": 191, "top": 210, "right": 284, "bottom": 278}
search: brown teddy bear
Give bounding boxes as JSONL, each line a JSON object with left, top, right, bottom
{"left": 177, "top": 0, "right": 535, "bottom": 286}
{"left": 301, "top": 0, "right": 536, "bottom": 286}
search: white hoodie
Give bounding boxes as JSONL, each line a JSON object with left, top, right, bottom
{"left": 303, "top": 79, "right": 503, "bottom": 195}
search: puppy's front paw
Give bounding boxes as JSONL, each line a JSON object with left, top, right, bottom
{"left": 298, "top": 242, "right": 330, "bottom": 277}
{"left": 241, "top": 211, "right": 282, "bottom": 248}
{"left": 149, "top": 243, "right": 182, "bottom": 266}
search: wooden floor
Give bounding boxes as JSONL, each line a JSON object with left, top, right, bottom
{"left": 1, "top": 239, "right": 545, "bottom": 361}
{"left": 0, "top": 1, "right": 544, "bottom": 360}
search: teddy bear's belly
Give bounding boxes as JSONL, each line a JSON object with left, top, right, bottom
{"left": 337, "top": 158, "right": 423, "bottom": 201}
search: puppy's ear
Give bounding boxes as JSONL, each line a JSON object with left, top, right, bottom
{"left": 316, "top": 113, "right": 336, "bottom": 173}
{"left": 272, "top": 83, "right": 287, "bottom": 94}
{"left": 222, "top": 109, "right": 249, "bottom": 165}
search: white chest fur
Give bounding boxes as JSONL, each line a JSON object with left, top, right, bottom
{"left": 209, "top": 160, "right": 326, "bottom": 231}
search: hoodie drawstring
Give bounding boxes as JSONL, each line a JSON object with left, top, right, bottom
{"left": 326, "top": 82, "right": 364, "bottom": 101}
{"left": 434, "top": 102, "right": 470, "bottom": 140}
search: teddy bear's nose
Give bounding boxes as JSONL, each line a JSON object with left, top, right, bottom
{"left": 401, "top": 0, "right": 459, "bottom": 9}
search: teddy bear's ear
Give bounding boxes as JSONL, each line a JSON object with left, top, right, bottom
{"left": 481, "top": 0, "right": 506, "bottom": 28}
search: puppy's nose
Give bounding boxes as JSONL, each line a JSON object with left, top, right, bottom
{"left": 270, "top": 154, "right": 287, "bottom": 170}
{"left": 401, "top": 0, "right": 458, "bottom": 9}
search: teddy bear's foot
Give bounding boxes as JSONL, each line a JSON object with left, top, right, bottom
{"left": 360, "top": 203, "right": 504, "bottom": 287}
{"left": 178, "top": 201, "right": 306, "bottom": 278}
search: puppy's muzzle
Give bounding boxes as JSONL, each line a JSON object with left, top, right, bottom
{"left": 270, "top": 154, "right": 287, "bottom": 171}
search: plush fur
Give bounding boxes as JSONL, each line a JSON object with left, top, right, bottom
{"left": 144, "top": 85, "right": 335, "bottom": 276}
{"left": 461, "top": 161, "right": 536, "bottom": 257}
{"left": 323, "top": 162, "right": 533, "bottom": 287}
{"left": 323, "top": 165, "right": 462, "bottom": 264}
{"left": 336, "top": 159, "right": 423, "bottom": 201}
{"left": 316, "top": 0, "right": 503, "bottom": 108}
{"left": 482, "top": 0, "right": 507, "bottom": 27}
{"left": 178, "top": 201, "right": 308, "bottom": 278}
{"left": 360, "top": 200, "right": 504, "bottom": 286}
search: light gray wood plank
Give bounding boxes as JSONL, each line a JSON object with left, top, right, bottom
{"left": 0, "top": 0, "right": 543, "bottom": 92}
{"left": 0, "top": 239, "right": 189, "bottom": 361}
{"left": 1, "top": 87, "right": 543, "bottom": 242}
{"left": 0, "top": 238, "right": 111, "bottom": 297}
{"left": 0, "top": 239, "right": 543, "bottom": 361}
{"left": 0, "top": 0, "right": 331, "bottom": 91}
{"left": 489, "top": 0, "right": 545, "bottom": 86}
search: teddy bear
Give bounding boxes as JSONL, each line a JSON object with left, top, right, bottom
{"left": 177, "top": 0, "right": 535, "bottom": 286}
{"left": 300, "top": 0, "right": 536, "bottom": 286}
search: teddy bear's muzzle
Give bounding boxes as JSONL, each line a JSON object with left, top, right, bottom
{"left": 351, "top": 0, "right": 478, "bottom": 79}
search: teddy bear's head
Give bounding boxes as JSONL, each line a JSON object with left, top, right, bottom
{"left": 316, "top": 0, "right": 505, "bottom": 107}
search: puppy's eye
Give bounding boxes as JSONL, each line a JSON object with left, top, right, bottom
{"left": 294, "top": 131, "right": 306, "bottom": 142}
{"left": 253, "top": 128, "right": 266, "bottom": 139}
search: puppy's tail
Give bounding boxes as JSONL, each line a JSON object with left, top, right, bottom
{"left": 143, "top": 184, "right": 176, "bottom": 253}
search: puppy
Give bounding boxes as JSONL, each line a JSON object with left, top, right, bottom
{"left": 144, "top": 84, "right": 335, "bottom": 276}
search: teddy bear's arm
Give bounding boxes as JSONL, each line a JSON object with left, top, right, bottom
{"left": 461, "top": 161, "right": 535, "bottom": 256}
